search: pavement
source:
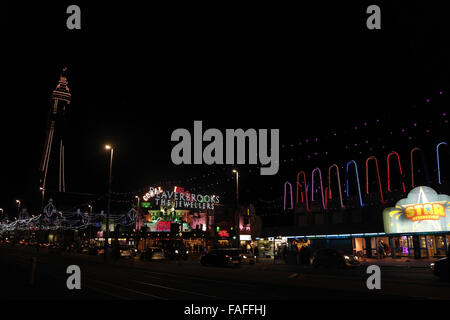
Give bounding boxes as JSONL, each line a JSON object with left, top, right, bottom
{"left": 361, "top": 257, "right": 436, "bottom": 268}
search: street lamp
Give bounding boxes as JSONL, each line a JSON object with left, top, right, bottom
{"left": 40, "top": 187, "right": 45, "bottom": 210}
{"left": 88, "top": 205, "right": 93, "bottom": 242}
{"left": 104, "top": 144, "right": 114, "bottom": 260}
{"left": 232, "top": 169, "right": 239, "bottom": 204}
{"left": 16, "top": 200, "right": 21, "bottom": 218}
{"left": 232, "top": 169, "right": 240, "bottom": 248}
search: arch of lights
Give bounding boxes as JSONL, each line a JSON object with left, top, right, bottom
{"left": 283, "top": 181, "right": 293, "bottom": 211}
{"left": 365, "top": 156, "right": 385, "bottom": 205}
{"left": 386, "top": 151, "right": 406, "bottom": 193}
{"left": 328, "top": 164, "right": 344, "bottom": 209}
{"left": 286, "top": 143, "right": 448, "bottom": 212}
{"left": 436, "top": 142, "right": 448, "bottom": 185}
{"left": 296, "top": 171, "right": 309, "bottom": 212}
{"left": 311, "top": 168, "right": 326, "bottom": 210}
{"left": 345, "top": 160, "right": 364, "bottom": 207}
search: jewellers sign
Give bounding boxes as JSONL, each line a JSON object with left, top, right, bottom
{"left": 383, "top": 186, "right": 450, "bottom": 233}
{"left": 143, "top": 186, "right": 220, "bottom": 210}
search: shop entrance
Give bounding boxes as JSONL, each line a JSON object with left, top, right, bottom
{"left": 391, "top": 236, "right": 414, "bottom": 258}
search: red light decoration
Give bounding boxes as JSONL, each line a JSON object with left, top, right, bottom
{"left": 365, "top": 156, "right": 386, "bottom": 205}
{"left": 156, "top": 221, "right": 172, "bottom": 232}
{"left": 296, "top": 171, "right": 310, "bottom": 212}
{"left": 218, "top": 230, "right": 230, "bottom": 237}
{"left": 328, "top": 164, "right": 344, "bottom": 209}
{"left": 386, "top": 151, "right": 406, "bottom": 193}
{"left": 311, "top": 168, "right": 326, "bottom": 209}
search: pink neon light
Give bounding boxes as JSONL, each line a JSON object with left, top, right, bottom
{"left": 365, "top": 156, "right": 386, "bottom": 205}
{"left": 387, "top": 151, "right": 406, "bottom": 193}
{"left": 311, "top": 168, "right": 326, "bottom": 209}
{"left": 328, "top": 164, "right": 344, "bottom": 209}
{"left": 296, "top": 171, "right": 309, "bottom": 212}
{"left": 284, "top": 181, "right": 294, "bottom": 211}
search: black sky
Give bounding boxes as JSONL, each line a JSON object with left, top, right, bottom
{"left": 2, "top": 1, "right": 450, "bottom": 214}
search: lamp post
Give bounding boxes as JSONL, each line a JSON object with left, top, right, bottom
{"left": 232, "top": 169, "right": 240, "bottom": 248}
{"left": 232, "top": 170, "right": 239, "bottom": 204}
{"left": 88, "top": 205, "right": 92, "bottom": 242}
{"left": 40, "top": 187, "right": 45, "bottom": 211}
{"left": 16, "top": 200, "right": 21, "bottom": 219}
{"left": 104, "top": 144, "right": 114, "bottom": 261}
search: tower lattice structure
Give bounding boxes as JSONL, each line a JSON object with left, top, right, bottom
{"left": 40, "top": 67, "right": 71, "bottom": 198}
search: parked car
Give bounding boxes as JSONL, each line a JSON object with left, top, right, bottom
{"left": 166, "top": 246, "right": 189, "bottom": 260}
{"left": 200, "top": 248, "right": 241, "bottom": 267}
{"left": 311, "top": 248, "right": 360, "bottom": 268}
{"left": 119, "top": 245, "right": 133, "bottom": 259}
{"left": 95, "top": 247, "right": 105, "bottom": 256}
{"left": 430, "top": 257, "right": 450, "bottom": 280}
{"left": 239, "top": 252, "right": 256, "bottom": 265}
{"left": 142, "top": 247, "right": 166, "bottom": 261}
{"left": 78, "top": 246, "right": 90, "bottom": 254}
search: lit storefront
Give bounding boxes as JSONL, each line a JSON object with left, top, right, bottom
{"left": 264, "top": 186, "right": 450, "bottom": 259}
{"left": 136, "top": 186, "right": 217, "bottom": 252}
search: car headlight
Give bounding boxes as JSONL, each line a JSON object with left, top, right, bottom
{"left": 344, "top": 255, "right": 350, "bottom": 260}
{"left": 354, "top": 256, "right": 358, "bottom": 260}
{"left": 175, "top": 250, "right": 179, "bottom": 254}
{"left": 242, "top": 255, "right": 247, "bottom": 259}
{"left": 430, "top": 263, "right": 435, "bottom": 270}
{"left": 186, "top": 251, "right": 189, "bottom": 254}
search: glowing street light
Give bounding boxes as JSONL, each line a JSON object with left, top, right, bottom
{"left": 16, "top": 200, "right": 21, "bottom": 217}
{"left": 104, "top": 144, "right": 114, "bottom": 260}
{"left": 232, "top": 170, "right": 239, "bottom": 204}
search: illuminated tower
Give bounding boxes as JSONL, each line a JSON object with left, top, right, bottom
{"left": 40, "top": 67, "right": 71, "bottom": 201}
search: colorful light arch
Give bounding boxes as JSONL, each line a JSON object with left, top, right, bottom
{"left": 436, "top": 142, "right": 448, "bottom": 185}
{"left": 283, "top": 181, "right": 293, "bottom": 211}
{"left": 346, "top": 160, "right": 364, "bottom": 207}
{"left": 328, "top": 164, "right": 344, "bottom": 208}
{"left": 311, "top": 168, "right": 326, "bottom": 209}
{"left": 386, "top": 151, "right": 406, "bottom": 193}
{"left": 296, "top": 171, "right": 310, "bottom": 212}
{"left": 365, "top": 156, "right": 385, "bottom": 204}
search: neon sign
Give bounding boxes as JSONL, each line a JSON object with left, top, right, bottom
{"left": 156, "top": 221, "right": 172, "bottom": 232}
{"left": 143, "top": 187, "right": 163, "bottom": 201}
{"left": 404, "top": 203, "right": 446, "bottom": 222}
{"left": 383, "top": 186, "right": 450, "bottom": 233}
{"left": 218, "top": 230, "right": 230, "bottom": 237}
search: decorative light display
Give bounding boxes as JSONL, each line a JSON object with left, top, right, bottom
{"left": 346, "top": 160, "right": 364, "bottom": 207}
{"left": 365, "top": 156, "right": 385, "bottom": 205}
{"left": 436, "top": 142, "right": 448, "bottom": 185}
{"left": 283, "top": 181, "right": 293, "bottom": 211}
{"left": 382, "top": 186, "right": 450, "bottom": 233}
{"left": 386, "top": 151, "right": 406, "bottom": 193}
{"left": 328, "top": 164, "right": 344, "bottom": 209}
{"left": 0, "top": 199, "right": 137, "bottom": 234}
{"left": 311, "top": 168, "right": 326, "bottom": 210}
{"left": 296, "top": 171, "right": 309, "bottom": 212}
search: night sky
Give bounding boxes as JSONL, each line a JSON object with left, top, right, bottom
{"left": 2, "top": 2, "right": 449, "bottom": 215}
